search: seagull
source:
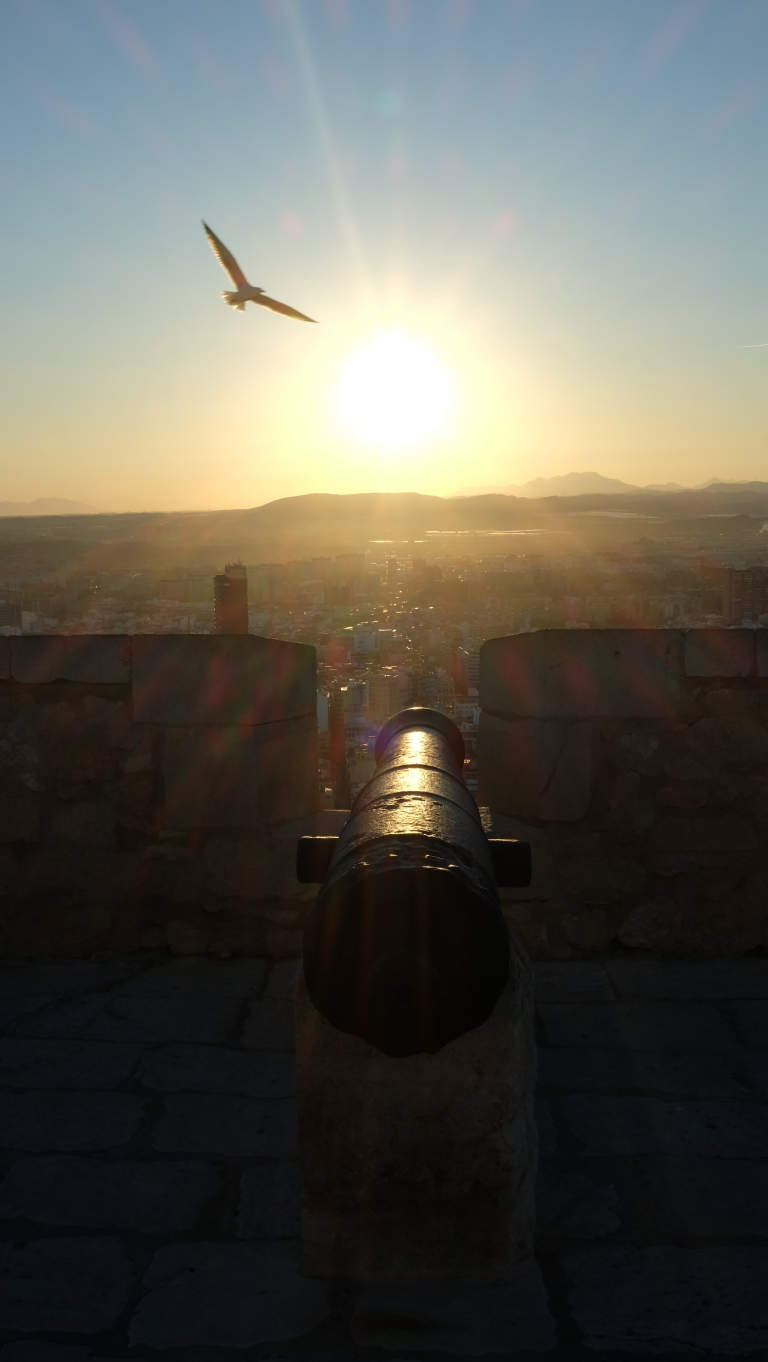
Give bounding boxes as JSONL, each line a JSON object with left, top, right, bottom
{"left": 202, "top": 221, "right": 317, "bottom": 322}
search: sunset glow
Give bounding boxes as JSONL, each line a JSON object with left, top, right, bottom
{"left": 335, "top": 331, "right": 456, "bottom": 454}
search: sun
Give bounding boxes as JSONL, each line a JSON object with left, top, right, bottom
{"left": 335, "top": 330, "right": 456, "bottom": 453}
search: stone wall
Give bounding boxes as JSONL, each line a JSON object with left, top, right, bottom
{"left": 479, "top": 629, "right": 768, "bottom": 959}
{"left": 0, "top": 635, "right": 322, "bottom": 958}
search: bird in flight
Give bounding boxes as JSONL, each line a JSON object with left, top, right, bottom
{"left": 202, "top": 222, "right": 316, "bottom": 322}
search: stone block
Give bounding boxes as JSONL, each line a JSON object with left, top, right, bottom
{"left": 617, "top": 895, "right": 683, "bottom": 951}
{"left": 241, "top": 999, "right": 295, "bottom": 1052}
{"left": 0, "top": 1039, "right": 140, "bottom": 1089}
{"left": 758, "top": 629, "right": 768, "bottom": 677}
{"left": 478, "top": 715, "right": 591, "bottom": 820}
{"left": 10, "top": 636, "right": 131, "bottom": 684}
{"left": 481, "top": 629, "right": 682, "bottom": 719}
{"left": 203, "top": 832, "right": 300, "bottom": 899}
{"left": 350, "top": 1267, "right": 556, "bottom": 1353}
{"left": 0, "top": 636, "right": 9, "bottom": 680}
{"left": 650, "top": 813, "right": 757, "bottom": 852}
{"left": 562, "top": 1095, "right": 768, "bottom": 1156}
{"left": 129, "top": 1242, "right": 328, "bottom": 1349}
{"left": 533, "top": 963, "right": 613, "bottom": 1002}
{"left": 131, "top": 634, "right": 315, "bottom": 725}
{"left": 606, "top": 959, "right": 768, "bottom": 999}
{"left": 117, "top": 957, "right": 267, "bottom": 997}
{"left": 48, "top": 801, "right": 116, "bottom": 848}
{"left": 0, "top": 1237, "right": 134, "bottom": 1334}
{"left": 732, "top": 1001, "right": 768, "bottom": 1046}
{"left": 163, "top": 717, "right": 317, "bottom": 829}
{"left": 22, "top": 994, "right": 243, "bottom": 1044}
{"left": 684, "top": 627, "right": 755, "bottom": 677}
{"left": 140, "top": 1045, "right": 295, "bottom": 1098}
{"left": 0, "top": 1155, "right": 220, "bottom": 1232}
{"left": 0, "top": 998, "right": 52, "bottom": 1029}
{"left": 295, "top": 936, "right": 537, "bottom": 1283}
{"left": 537, "top": 1001, "right": 734, "bottom": 1051}
{"left": 0, "top": 791, "right": 39, "bottom": 842}
{"left": 557, "top": 833, "right": 645, "bottom": 904}
{"left": 236, "top": 1162, "right": 301, "bottom": 1238}
{"left": 0, "top": 961, "right": 133, "bottom": 996}
{"left": 153, "top": 1093, "right": 298, "bottom": 1157}
{"left": 0, "top": 1090, "right": 142, "bottom": 1150}
{"left": 742, "top": 1050, "right": 768, "bottom": 1095}
{"left": 536, "top": 1168, "right": 619, "bottom": 1239}
{"left": 636, "top": 1156, "right": 768, "bottom": 1237}
{"left": 567, "top": 1247, "right": 768, "bottom": 1354}
{"left": 0, "top": 1346, "right": 103, "bottom": 1362}
{"left": 537, "top": 1047, "right": 744, "bottom": 1097}
{"left": 265, "top": 959, "right": 301, "bottom": 999}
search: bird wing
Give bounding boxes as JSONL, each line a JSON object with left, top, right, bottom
{"left": 255, "top": 293, "right": 317, "bottom": 323}
{"left": 202, "top": 221, "right": 248, "bottom": 289}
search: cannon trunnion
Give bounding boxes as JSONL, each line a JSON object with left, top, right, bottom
{"left": 298, "top": 707, "right": 531, "bottom": 1058}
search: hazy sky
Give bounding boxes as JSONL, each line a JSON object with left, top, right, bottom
{"left": 2, "top": 0, "right": 767, "bottom": 511}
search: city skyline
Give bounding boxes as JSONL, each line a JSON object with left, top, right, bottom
{"left": 2, "top": 0, "right": 767, "bottom": 510}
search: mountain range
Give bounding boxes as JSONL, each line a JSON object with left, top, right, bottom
{"left": 0, "top": 497, "right": 100, "bottom": 516}
{"left": 454, "top": 472, "right": 729, "bottom": 497}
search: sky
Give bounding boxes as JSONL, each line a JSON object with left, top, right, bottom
{"left": 1, "top": 0, "right": 767, "bottom": 511}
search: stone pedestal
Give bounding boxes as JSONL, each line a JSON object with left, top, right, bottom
{"left": 294, "top": 932, "right": 537, "bottom": 1284}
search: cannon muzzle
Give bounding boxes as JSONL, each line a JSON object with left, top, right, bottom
{"left": 298, "top": 708, "right": 530, "bottom": 1058}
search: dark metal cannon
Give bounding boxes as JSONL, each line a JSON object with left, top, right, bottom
{"left": 297, "top": 707, "right": 531, "bottom": 1059}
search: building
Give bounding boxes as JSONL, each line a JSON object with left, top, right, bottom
{"left": 723, "top": 566, "right": 768, "bottom": 622}
{"left": 214, "top": 563, "right": 248, "bottom": 634}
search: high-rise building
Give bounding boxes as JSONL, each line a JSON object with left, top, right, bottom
{"left": 723, "top": 567, "right": 768, "bottom": 622}
{"left": 214, "top": 563, "right": 248, "bottom": 633}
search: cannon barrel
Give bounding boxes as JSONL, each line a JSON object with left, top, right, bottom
{"left": 298, "top": 708, "right": 530, "bottom": 1059}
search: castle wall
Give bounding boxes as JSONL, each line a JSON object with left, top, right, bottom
{"left": 0, "top": 635, "right": 322, "bottom": 958}
{"left": 479, "top": 629, "right": 768, "bottom": 958}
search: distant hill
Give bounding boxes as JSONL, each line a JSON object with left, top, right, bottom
{"left": 0, "top": 497, "right": 100, "bottom": 517}
{"left": 455, "top": 472, "right": 643, "bottom": 497}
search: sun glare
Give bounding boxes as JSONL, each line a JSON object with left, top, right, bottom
{"left": 335, "top": 330, "right": 456, "bottom": 453}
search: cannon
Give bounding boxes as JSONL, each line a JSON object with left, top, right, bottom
{"left": 297, "top": 707, "right": 531, "bottom": 1058}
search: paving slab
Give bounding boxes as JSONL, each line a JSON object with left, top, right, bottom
{"left": 0, "top": 1155, "right": 221, "bottom": 1231}
{"left": 0, "top": 1236, "right": 134, "bottom": 1333}
{"left": 153, "top": 1092, "right": 298, "bottom": 1157}
{"left": 140, "top": 1044, "right": 295, "bottom": 1098}
{"left": 563, "top": 1095, "right": 768, "bottom": 1156}
{"left": 0, "top": 1346, "right": 105, "bottom": 1362}
{"left": 536, "top": 1168, "right": 620, "bottom": 1239}
{"left": 606, "top": 959, "right": 768, "bottom": 1000}
{"left": 128, "top": 1241, "right": 327, "bottom": 1349}
{"left": 0, "top": 999, "right": 53, "bottom": 1030}
{"left": 0, "top": 1091, "right": 143, "bottom": 1151}
{"left": 567, "top": 1246, "right": 768, "bottom": 1352}
{"left": 350, "top": 1265, "right": 557, "bottom": 1353}
{"left": 0, "top": 963, "right": 133, "bottom": 997}
{"left": 20, "top": 994, "right": 243, "bottom": 1044}
{"left": 115, "top": 957, "right": 268, "bottom": 998}
{"left": 537, "top": 1001, "right": 735, "bottom": 1051}
{"left": 537, "top": 1047, "right": 747, "bottom": 1097}
{"left": 532, "top": 962, "right": 613, "bottom": 1002}
{"left": 236, "top": 1161, "right": 301, "bottom": 1238}
{"left": 241, "top": 998, "right": 295, "bottom": 1051}
{"left": 732, "top": 1000, "right": 768, "bottom": 1046}
{"left": 264, "top": 959, "right": 300, "bottom": 1000}
{"left": 536, "top": 1100, "right": 556, "bottom": 1157}
{"left": 741, "top": 1049, "right": 768, "bottom": 1096}
{"left": 0, "top": 1040, "right": 140, "bottom": 1089}
{"left": 635, "top": 1157, "right": 768, "bottom": 1238}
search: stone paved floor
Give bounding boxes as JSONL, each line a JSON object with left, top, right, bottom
{"left": 0, "top": 955, "right": 767, "bottom": 1360}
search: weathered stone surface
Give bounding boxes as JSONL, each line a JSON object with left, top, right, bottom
{"left": 0, "top": 1346, "right": 101, "bottom": 1362}
{"left": 636, "top": 1157, "right": 768, "bottom": 1237}
{"left": 618, "top": 896, "right": 683, "bottom": 951}
{"left": 732, "top": 1000, "right": 768, "bottom": 1046}
{"left": 242, "top": 998, "right": 296, "bottom": 1051}
{"left": 0, "top": 636, "right": 9, "bottom": 680}
{"left": 557, "top": 832, "right": 645, "bottom": 904}
{"left": 606, "top": 958, "right": 768, "bottom": 999}
{"left": 295, "top": 937, "right": 537, "bottom": 1283}
{"left": 537, "top": 1047, "right": 745, "bottom": 1097}
{"left": 265, "top": 958, "right": 301, "bottom": 999}
{"left": 163, "top": 717, "right": 317, "bottom": 829}
{"left": 236, "top": 1161, "right": 301, "bottom": 1238}
{"left": 0, "top": 998, "right": 53, "bottom": 1029}
{"left": 10, "top": 636, "right": 131, "bottom": 685}
{"left": 607, "top": 770, "right": 657, "bottom": 835}
{"left": 115, "top": 957, "right": 264, "bottom": 1002}
{"left": 203, "top": 832, "right": 300, "bottom": 899}
{"left": 567, "top": 1246, "right": 768, "bottom": 1353}
{"left": 538, "top": 1001, "right": 734, "bottom": 1051}
{"left": 481, "top": 629, "right": 682, "bottom": 719}
{"left": 0, "top": 1155, "right": 220, "bottom": 1231}
{"left": 0, "top": 1091, "right": 143, "bottom": 1150}
{"left": 536, "top": 1100, "right": 556, "bottom": 1157}
{"left": 0, "top": 1237, "right": 134, "bottom": 1333}
{"left": 757, "top": 628, "right": 768, "bottom": 677}
{"left": 153, "top": 1093, "right": 298, "bottom": 1156}
{"left": 533, "top": 962, "right": 613, "bottom": 1002}
{"left": 132, "top": 634, "right": 316, "bottom": 725}
{"left": 350, "top": 1267, "right": 556, "bottom": 1354}
{"left": 684, "top": 627, "right": 755, "bottom": 677}
{"left": 650, "top": 814, "right": 757, "bottom": 852}
{"left": 536, "top": 1168, "right": 619, "bottom": 1238}
{"left": 22, "top": 994, "right": 242, "bottom": 1044}
{"left": 656, "top": 781, "right": 708, "bottom": 808}
{"left": 742, "top": 1049, "right": 768, "bottom": 1095}
{"left": 128, "top": 1242, "right": 327, "bottom": 1349}
{"left": 0, "top": 962, "right": 133, "bottom": 996}
{"left": 561, "top": 909, "right": 615, "bottom": 951}
{"left": 0, "top": 791, "right": 39, "bottom": 842}
{"left": 0, "top": 1039, "right": 140, "bottom": 1089}
{"left": 141, "top": 1045, "right": 295, "bottom": 1098}
{"left": 563, "top": 1095, "right": 768, "bottom": 1156}
{"left": 48, "top": 801, "right": 116, "bottom": 849}
{"left": 477, "top": 715, "right": 591, "bottom": 820}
